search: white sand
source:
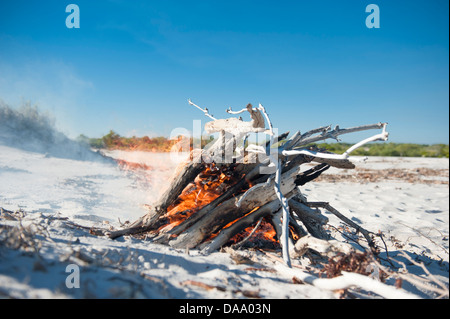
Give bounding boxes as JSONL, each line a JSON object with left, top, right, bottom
{"left": 0, "top": 145, "right": 448, "bottom": 299}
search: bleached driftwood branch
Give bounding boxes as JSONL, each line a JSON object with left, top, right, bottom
{"left": 257, "top": 103, "right": 274, "bottom": 137}
{"left": 289, "top": 234, "right": 355, "bottom": 258}
{"left": 273, "top": 158, "right": 292, "bottom": 267}
{"left": 274, "top": 263, "right": 422, "bottom": 299}
{"left": 225, "top": 102, "right": 275, "bottom": 136}
{"left": 271, "top": 209, "right": 295, "bottom": 256}
{"left": 282, "top": 123, "right": 389, "bottom": 159}
{"left": 294, "top": 122, "right": 387, "bottom": 146}
{"left": 246, "top": 123, "right": 388, "bottom": 173}
{"left": 251, "top": 102, "right": 294, "bottom": 267}
{"left": 254, "top": 102, "right": 292, "bottom": 267}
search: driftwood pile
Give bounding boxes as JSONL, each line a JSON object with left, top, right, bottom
{"left": 106, "top": 100, "right": 389, "bottom": 267}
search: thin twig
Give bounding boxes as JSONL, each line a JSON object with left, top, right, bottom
{"left": 397, "top": 222, "right": 449, "bottom": 255}
{"left": 232, "top": 217, "right": 263, "bottom": 250}
{"left": 188, "top": 99, "right": 216, "bottom": 120}
{"left": 375, "top": 231, "right": 396, "bottom": 268}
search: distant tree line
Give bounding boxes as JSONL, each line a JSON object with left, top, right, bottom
{"left": 77, "top": 131, "right": 448, "bottom": 157}
{"left": 311, "top": 142, "right": 449, "bottom": 158}
{"left": 77, "top": 130, "right": 214, "bottom": 152}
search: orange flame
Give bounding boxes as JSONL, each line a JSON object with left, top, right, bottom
{"left": 225, "top": 217, "right": 279, "bottom": 247}
{"left": 163, "top": 163, "right": 236, "bottom": 228}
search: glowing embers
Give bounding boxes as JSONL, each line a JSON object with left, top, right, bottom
{"left": 162, "top": 163, "right": 238, "bottom": 229}
{"left": 227, "top": 216, "right": 279, "bottom": 249}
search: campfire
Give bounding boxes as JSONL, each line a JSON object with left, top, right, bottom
{"left": 105, "top": 100, "right": 389, "bottom": 267}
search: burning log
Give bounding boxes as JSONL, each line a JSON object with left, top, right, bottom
{"left": 201, "top": 199, "right": 283, "bottom": 253}
{"left": 289, "top": 199, "right": 329, "bottom": 240}
{"left": 105, "top": 100, "right": 389, "bottom": 268}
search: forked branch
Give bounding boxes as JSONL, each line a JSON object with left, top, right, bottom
{"left": 188, "top": 99, "right": 216, "bottom": 120}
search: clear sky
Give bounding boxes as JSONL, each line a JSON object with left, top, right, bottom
{"left": 0, "top": 0, "right": 448, "bottom": 144}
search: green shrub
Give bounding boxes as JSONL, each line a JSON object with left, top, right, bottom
{"left": 311, "top": 142, "right": 449, "bottom": 158}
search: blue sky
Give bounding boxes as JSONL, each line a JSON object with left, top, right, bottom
{"left": 0, "top": 0, "right": 448, "bottom": 144}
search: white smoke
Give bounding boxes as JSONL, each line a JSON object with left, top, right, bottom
{"left": 0, "top": 100, "right": 106, "bottom": 162}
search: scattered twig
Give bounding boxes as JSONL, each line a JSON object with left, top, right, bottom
{"left": 397, "top": 251, "right": 449, "bottom": 296}
{"left": 306, "top": 202, "right": 377, "bottom": 254}
{"left": 397, "top": 222, "right": 449, "bottom": 255}
{"left": 369, "top": 252, "right": 449, "bottom": 298}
